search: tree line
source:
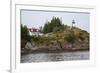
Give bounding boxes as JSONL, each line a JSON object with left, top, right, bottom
{"left": 43, "top": 16, "right": 64, "bottom": 33}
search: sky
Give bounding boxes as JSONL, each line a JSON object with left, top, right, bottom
{"left": 21, "top": 10, "right": 90, "bottom": 32}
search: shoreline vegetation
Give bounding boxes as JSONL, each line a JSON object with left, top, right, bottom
{"left": 21, "top": 17, "right": 89, "bottom": 55}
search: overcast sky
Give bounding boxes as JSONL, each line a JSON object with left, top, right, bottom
{"left": 21, "top": 10, "right": 90, "bottom": 32}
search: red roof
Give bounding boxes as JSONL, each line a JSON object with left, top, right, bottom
{"left": 28, "top": 28, "right": 39, "bottom": 32}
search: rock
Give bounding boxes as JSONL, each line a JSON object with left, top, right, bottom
{"left": 25, "top": 42, "right": 37, "bottom": 50}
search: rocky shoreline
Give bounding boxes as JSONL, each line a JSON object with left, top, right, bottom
{"left": 21, "top": 47, "right": 89, "bottom": 55}
{"left": 21, "top": 41, "right": 89, "bottom": 55}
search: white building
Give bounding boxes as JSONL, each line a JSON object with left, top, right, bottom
{"left": 28, "top": 28, "right": 43, "bottom": 36}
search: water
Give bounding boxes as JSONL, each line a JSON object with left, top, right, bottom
{"left": 21, "top": 51, "right": 89, "bottom": 63}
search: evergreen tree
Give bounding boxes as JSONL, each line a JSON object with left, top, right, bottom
{"left": 43, "top": 17, "right": 63, "bottom": 33}
{"left": 21, "top": 24, "right": 30, "bottom": 48}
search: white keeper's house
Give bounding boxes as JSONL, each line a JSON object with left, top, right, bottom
{"left": 28, "top": 27, "right": 43, "bottom": 36}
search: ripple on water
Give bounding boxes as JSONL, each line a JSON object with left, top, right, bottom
{"left": 21, "top": 51, "right": 89, "bottom": 63}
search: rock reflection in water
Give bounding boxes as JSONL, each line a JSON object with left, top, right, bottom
{"left": 21, "top": 51, "right": 89, "bottom": 63}
{"left": 50, "top": 54, "right": 64, "bottom": 61}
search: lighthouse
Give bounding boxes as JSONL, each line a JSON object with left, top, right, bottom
{"left": 71, "top": 19, "right": 75, "bottom": 29}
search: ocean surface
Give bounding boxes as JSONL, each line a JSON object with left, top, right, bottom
{"left": 21, "top": 51, "right": 89, "bottom": 63}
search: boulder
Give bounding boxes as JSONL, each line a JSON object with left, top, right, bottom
{"left": 25, "top": 42, "right": 37, "bottom": 50}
